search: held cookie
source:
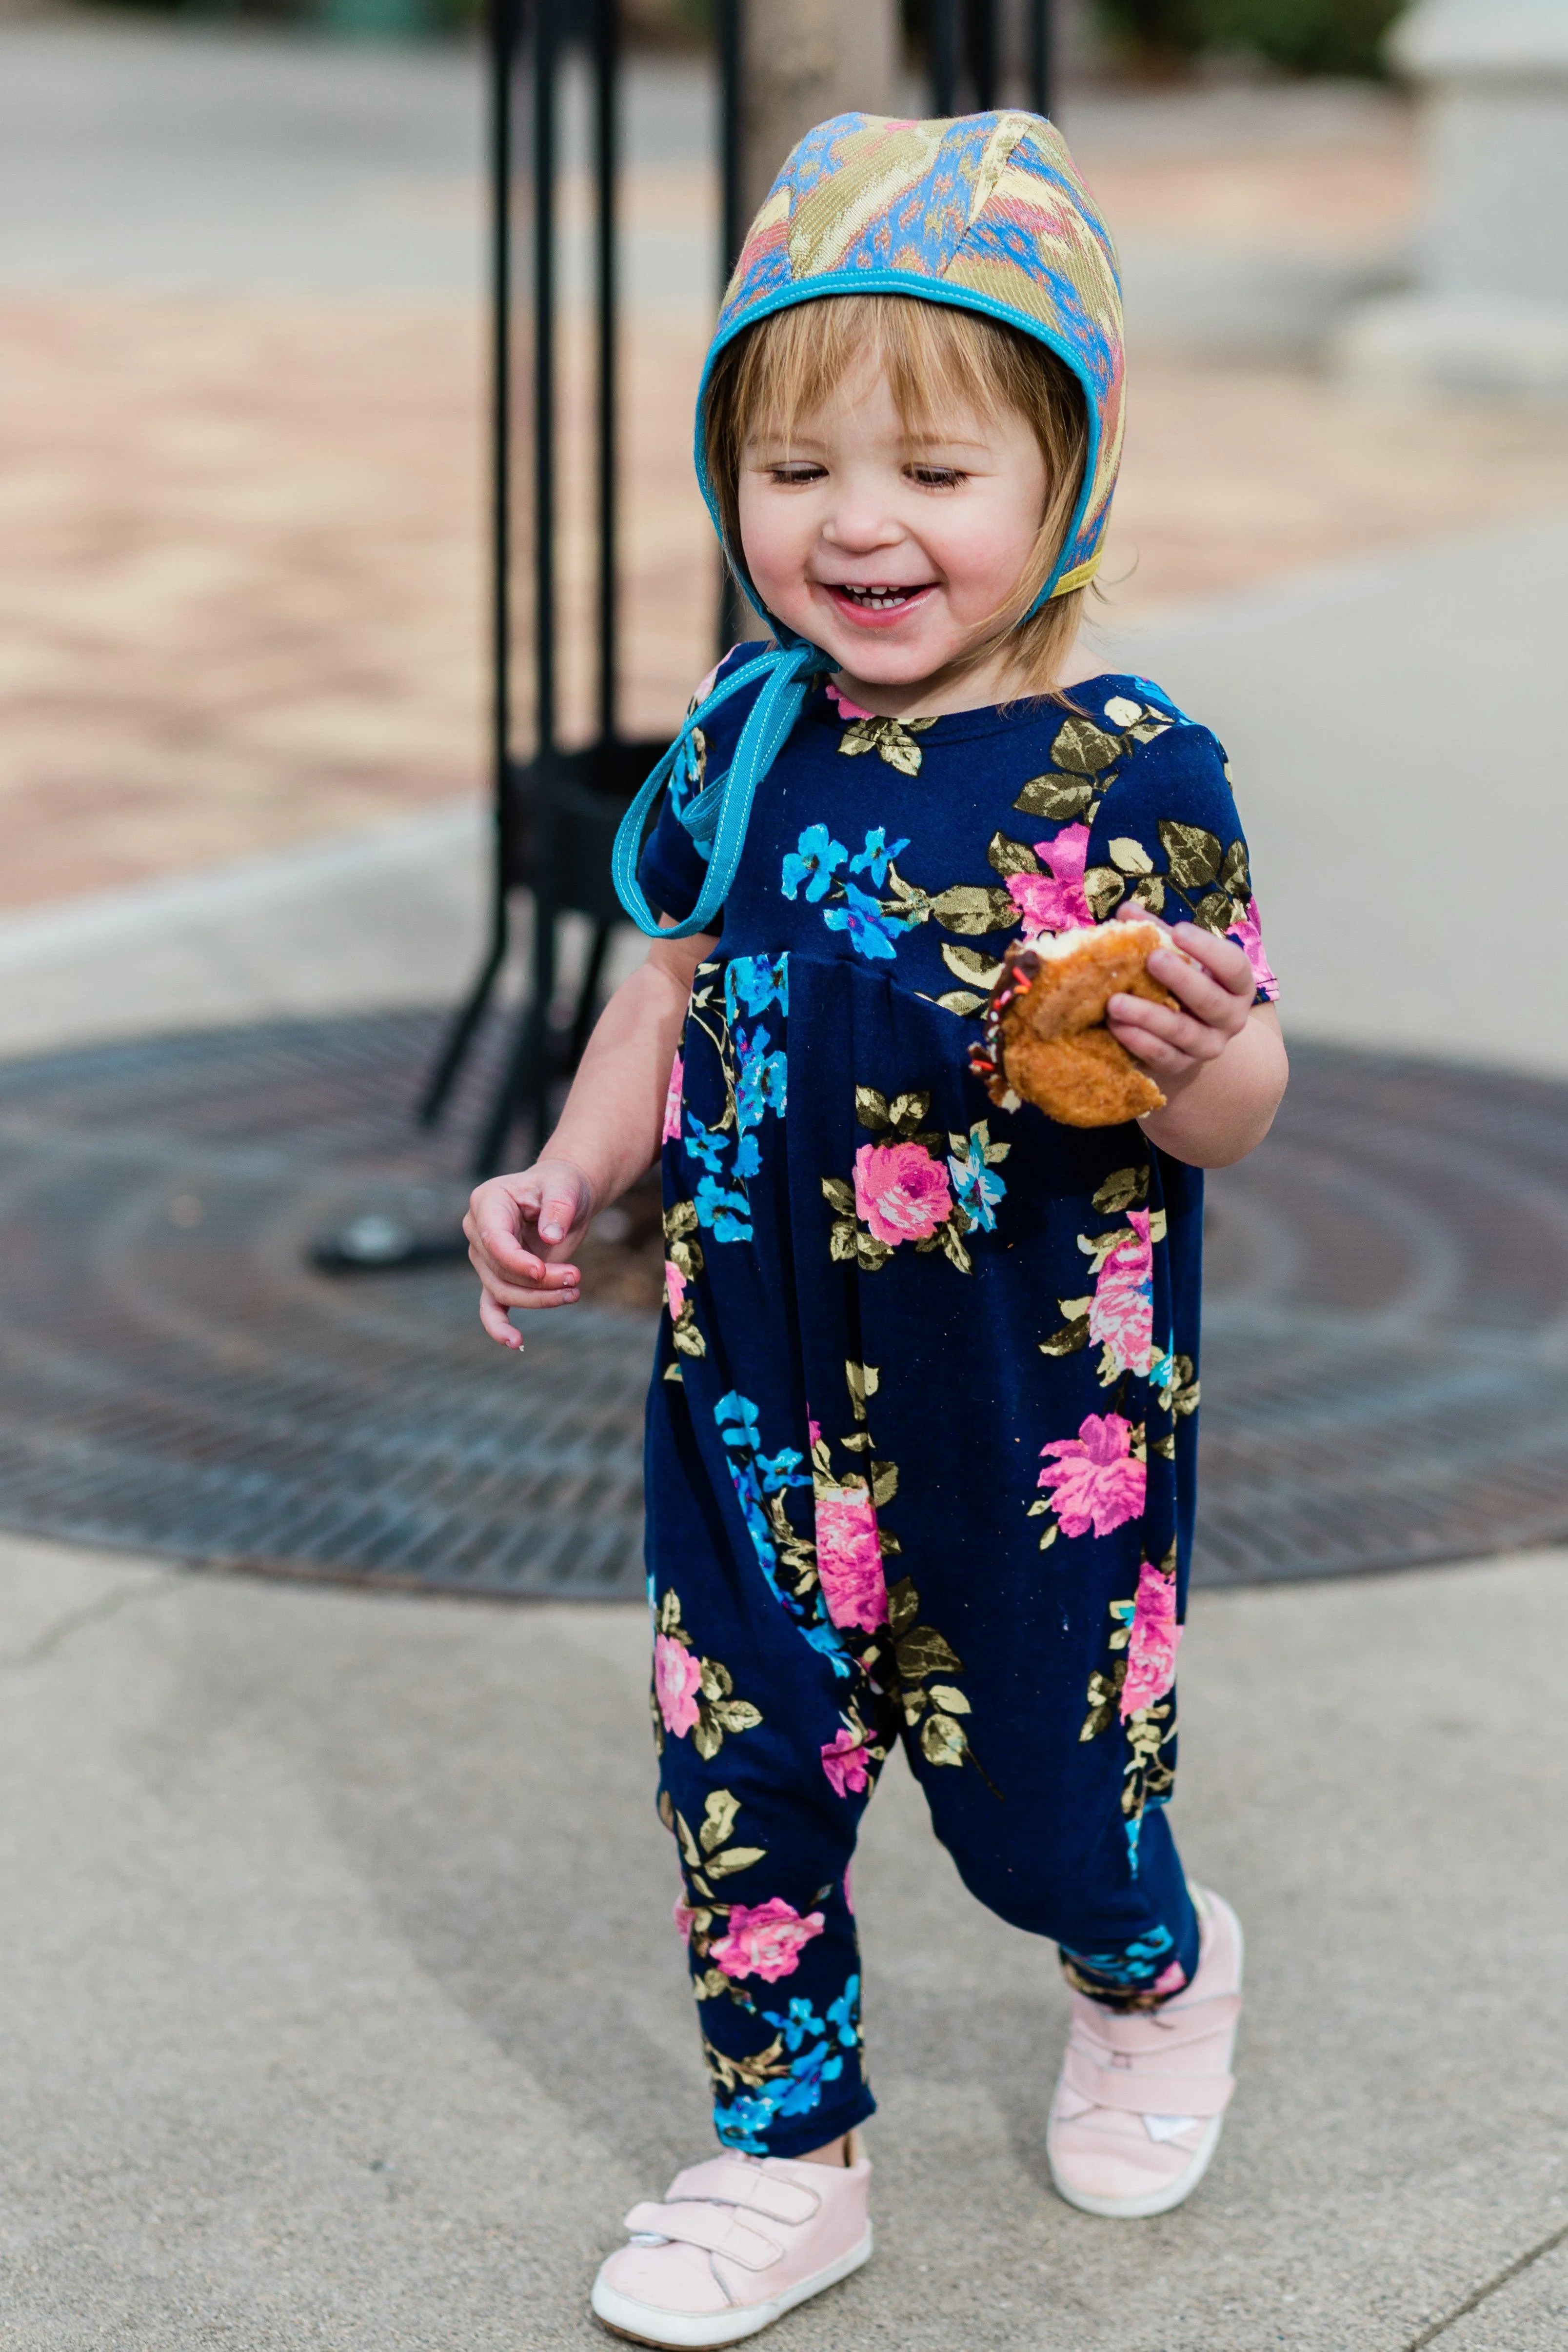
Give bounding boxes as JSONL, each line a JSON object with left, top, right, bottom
{"left": 972, "top": 922, "right": 1178, "bottom": 1129}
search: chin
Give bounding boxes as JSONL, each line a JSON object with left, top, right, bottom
{"left": 824, "top": 630, "right": 963, "bottom": 683}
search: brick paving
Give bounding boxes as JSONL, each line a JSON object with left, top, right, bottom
{"left": 5, "top": 113, "right": 1568, "bottom": 911}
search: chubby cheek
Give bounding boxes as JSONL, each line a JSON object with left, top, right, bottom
{"left": 932, "top": 498, "right": 1040, "bottom": 622}
{"left": 736, "top": 491, "right": 817, "bottom": 632}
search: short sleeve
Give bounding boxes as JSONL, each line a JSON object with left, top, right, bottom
{"left": 1087, "top": 711, "right": 1278, "bottom": 1003}
{"left": 633, "top": 643, "right": 772, "bottom": 933}
{"left": 637, "top": 787, "right": 711, "bottom": 927}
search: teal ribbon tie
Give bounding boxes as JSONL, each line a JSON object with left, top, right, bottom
{"left": 611, "top": 642, "right": 832, "bottom": 939}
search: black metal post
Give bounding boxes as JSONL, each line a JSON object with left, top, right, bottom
{"left": 417, "top": 0, "right": 517, "bottom": 1129}
{"left": 715, "top": 0, "right": 747, "bottom": 658}
{"left": 1029, "top": 0, "right": 1053, "bottom": 118}
{"left": 969, "top": 0, "right": 997, "bottom": 108}
{"left": 718, "top": 0, "right": 744, "bottom": 286}
{"left": 595, "top": 0, "right": 618, "bottom": 746}
{"left": 931, "top": 0, "right": 958, "bottom": 114}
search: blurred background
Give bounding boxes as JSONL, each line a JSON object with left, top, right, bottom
{"left": 3, "top": 6, "right": 1568, "bottom": 2344}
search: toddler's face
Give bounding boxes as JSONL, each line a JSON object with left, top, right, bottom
{"left": 735, "top": 355, "right": 1049, "bottom": 693}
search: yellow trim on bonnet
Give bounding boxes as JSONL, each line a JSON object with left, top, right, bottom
{"left": 1051, "top": 552, "right": 1101, "bottom": 598}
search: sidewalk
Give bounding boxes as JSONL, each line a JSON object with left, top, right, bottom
{"left": 0, "top": 1528, "right": 1562, "bottom": 2350}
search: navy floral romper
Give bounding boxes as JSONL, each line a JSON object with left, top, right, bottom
{"left": 638, "top": 649, "right": 1278, "bottom": 2158}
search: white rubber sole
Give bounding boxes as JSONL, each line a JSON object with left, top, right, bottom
{"left": 590, "top": 2227, "right": 873, "bottom": 2349}
{"left": 1048, "top": 1890, "right": 1244, "bottom": 2222}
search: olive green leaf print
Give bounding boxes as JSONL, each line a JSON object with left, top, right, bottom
{"left": 837, "top": 712, "right": 937, "bottom": 773}
{"left": 663, "top": 1199, "right": 707, "bottom": 1360}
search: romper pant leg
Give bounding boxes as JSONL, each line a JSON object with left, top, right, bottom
{"left": 896, "top": 1552, "right": 1201, "bottom": 2007}
{"left": 646, "top": 1373, "right": 891, "bottom": 2159}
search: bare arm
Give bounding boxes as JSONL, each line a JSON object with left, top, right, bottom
{"left": 1105, "top": 908, "right": 1289, "bottom": 1169}
{"left": 464, "top": 925, "right": 716, "bottom": 1348}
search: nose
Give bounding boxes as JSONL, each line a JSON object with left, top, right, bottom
{"left": 820, "top": 485, "right": 905, "bottom": 558}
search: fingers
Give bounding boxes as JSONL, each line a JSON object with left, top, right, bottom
{"left": 465, "top": 1161, "right": 592, "bottom": 1276}
{"left": 467, "top": 1238, "right": 580, "bottom": 1308}
{"left": 1152, "top": 921, "right": 1252, "bottom": 1000}
{"left": 466, "top": 1177, "right": 547, "bottom": 1280}
{"left": 1144, "top": 931, "right": 1251, "bottom": 1039}
{"left": 1106, "top": 990, "right": 1231, "bottom": 1074}
{"left": 535, "top": 1171, "right": 587, "bottom": 1246}
{"left": 478, "top": 1287, "right": 524, "bottom": 1350}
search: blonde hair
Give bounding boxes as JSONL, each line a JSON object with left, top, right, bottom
{"left": 702, "top": 293, "right": 1092, "bottom": 701}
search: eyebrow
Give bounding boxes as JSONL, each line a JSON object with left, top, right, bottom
{"left": 748, "top": 423, "right": 997, "bottom": 456}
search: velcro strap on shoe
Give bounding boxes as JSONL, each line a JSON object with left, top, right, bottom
{"left": 664, "top": 2159, "right": 819, "bottom": 2227}
{"left": 622, "top": 2200, "right": 784, "bottom": 2272}
{"left": 1064, "top": 2046, "right": 1233, "bottom": 2117}
{"left": 1092, "top": 1993, "right": 1241, "bottom": 2055}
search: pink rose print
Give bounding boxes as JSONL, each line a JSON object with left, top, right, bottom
{"left": 664, "top": 1259, "right": 688, "bottom": 1318}
{"left": 821, "top": 1725, "right": 872, "bottom": 1797}
{"left": 853, "top": 1140, "right": 952, "bottom": 1246}
{"left": 673, "top": 1894, "right": 700, "bottom": 1940}
{"left": 825, "top": 680, "right": 875, "bottom": 722}
{"left": 1090, "top": 1211, "right": 1154, "bottom": 1377}
{"left": 1006, "top": 822, "right": 1093, "bottom": 937}
{"left": 1152, "top": 1959, "right": 1187, "bottom": 1995}
{"left": 1121, "top": 1560, "right": 1181, "bottom": 1716}
{"left": 1226, "top": 897, "right": 1277, "bottom": 999}
{"left": 1037, "top": 1412, "right": 1146, "bottom": 1539}
{"left": 661, "top": 1052, "right": 684, "bottom": 1144}
{"left": 814, "top": 1483, "right": 888, "bottom": 1631}
{"left": 653, "top": 1632, "right": 703, "bottom": 1738}
{"left": 709, "top": 1896, "right": 825, "bottom": 1984}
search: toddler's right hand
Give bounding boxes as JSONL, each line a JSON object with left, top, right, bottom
{"left": 465, "top": 1157, "right": 594, "bottom": 1350}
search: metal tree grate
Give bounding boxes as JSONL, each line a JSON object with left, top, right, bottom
{"left": 0, "top": 1013, "right": 1564, "bottom": 1595}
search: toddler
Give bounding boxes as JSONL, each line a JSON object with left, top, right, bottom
{"left": 468, "top": 109, "right": 1287, "bottom": 2348}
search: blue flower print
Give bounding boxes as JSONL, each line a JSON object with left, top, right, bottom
{"left": 825, "top": 1974, "right": 861, "bottom": 2049}
{"left": 781, "top": 824, "right": 847, "bottom": 903}
{"left": 948, "top": 1124, "right": 1009, "bottom": 1233}
{"left": 715, "top": 1391, "right": 761, "bottom": 1447}
{"left": 725, "top": 952, "right": 789, "bottom": 1023}
{"left": 822, "top": 881, "right": 905, "bottom": 961}
{"left": 715, "top": 2037, "right": 847, "bottom": 2151}
{"left": 848, "top": 826, "right": 909, "bottom": 887}
{"left": 756, "top": 1446, "right": 810, "bottom": 1492}
{"left": 695, "top": 1174, "right": 752, "bottom": 1243}
{"left": 714, "top": 1976, "right": 863, "bottom": 2152}
{"left": 763, "top": 1996, "right": 827, "bottom": 2053}
{"left": 684, "top": 1116, "right": 729, "bottom": 1174}
{"left": 734, "top": 1133, "right": 762, "bottom": 1179}
{"left": 1060, "top": 1923, "right": 1175, "bottom": 1986}
{"left": 713, "top": 1393, "right": 848, "bottom": 1670}
{"left": 735, "top": 1025, "right": 787, "bottom": 1132}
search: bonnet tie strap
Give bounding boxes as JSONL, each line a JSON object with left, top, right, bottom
{"left": 611, "top": 640, "right": 833, "bottom": 939}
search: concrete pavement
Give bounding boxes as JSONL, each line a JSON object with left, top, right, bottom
{"left": 0, "top": 1528, "right": 1563, "bottom": 2349}
{"left": 1104, "top": 501, "right": 1568, "bottom": 1076}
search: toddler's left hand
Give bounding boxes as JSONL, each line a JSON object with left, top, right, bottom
{"left": 1105, "top": 903, "right": 1254, "bottom": 1088}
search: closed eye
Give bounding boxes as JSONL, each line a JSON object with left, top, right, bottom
{"left": 907, "top": 464, "right": 966, "bottom": 490}
{"left": 768, "top": 462, "right": 827, "bottom": 485}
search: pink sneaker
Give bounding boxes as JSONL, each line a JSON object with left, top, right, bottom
{"left": 1047, "top": 1886, "right": 1243, "bottom": 2219}
{"left": 590, "top": 2140, "right": 873, "bottom": 2348}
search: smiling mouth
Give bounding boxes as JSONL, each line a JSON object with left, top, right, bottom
{"left": 824, "top": 581, "right": 935, "bottom": 614}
